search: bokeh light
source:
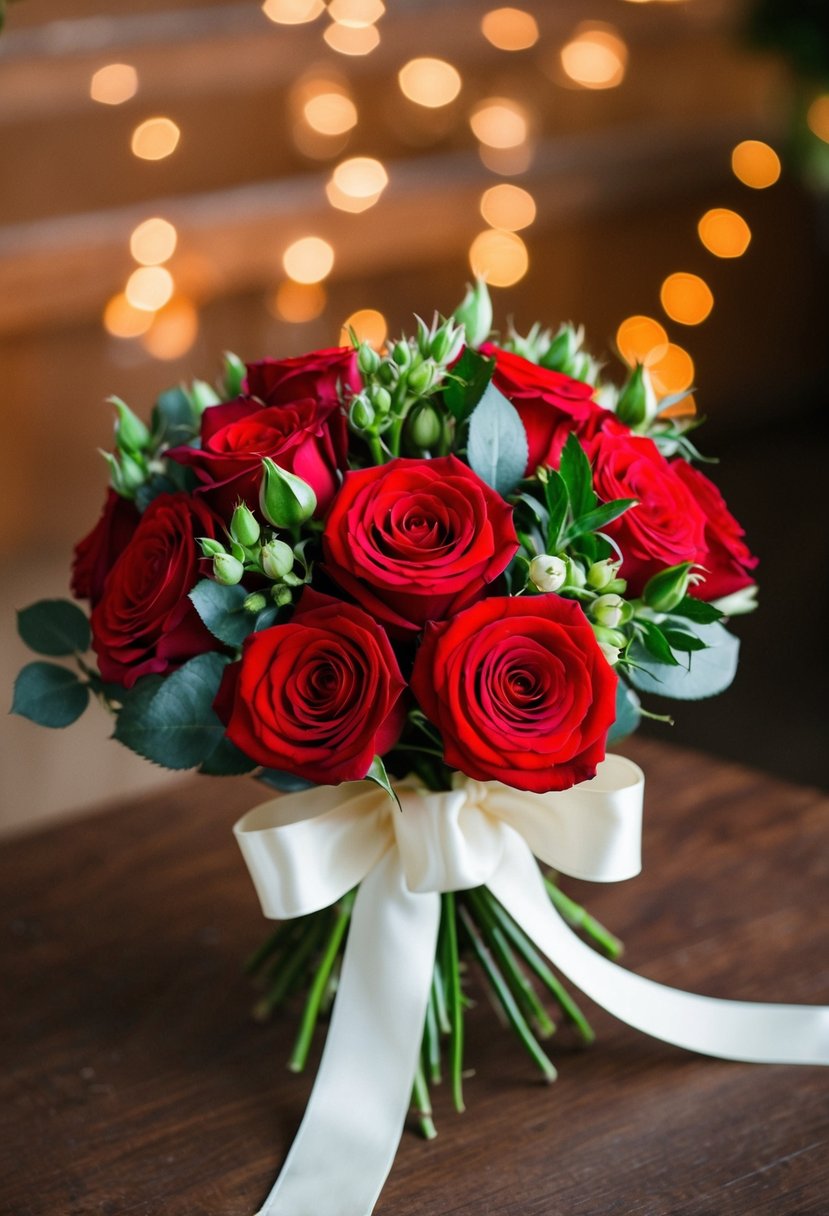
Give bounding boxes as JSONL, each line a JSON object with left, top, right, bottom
{"left": 806, "top": 95, "right": 829, "bottom": 144}
{"left": 103, "top": 292, "right": 154, "bottom": 339}
{"left": 262, "top": 0, "right": 324, "bottom": 23}
{"left": 648, "top": 342, "right": 695, "bottom": 396}
{"left": 303, "top": 91, "right": 358, "bottom": 136}
{"left": 131, "top": 117, "right": 181, "bottom": 161}
{"left": 478, "top": 143, "right": 534, "bottom": 175}
{"left": 616, "top": 315, "right": 668, "bottom": 365}
{"left": 469, "top": 229, "right": 529, "bottom": 287}
{"left": 660, "top": 272, "right": 714, "bottom": 326}
{"left": 326, "top": 157, "right": 388, "bottom": 212}
{"left": 125, "top": 266, "right": 175, "bottom": 312}
{"left": 270, "top": 281, "right": 328, "bottom": 322}
{"left": 283, "top": 237, "right": 335, "bottom": 283}
{"left": 560, "top": 25, "right": 627, "bottom": 89}
{"left": 697, "top": 208, "right": 751, "bottom": 259}
{"left": 328, "top": 0, "right": 384, "bottom": 27}
{"left": 398, "top": 58, "right": 462, "bottom": 108}
{"left": 90, "top": 64, "right": 138, "bottom": 106}
{"left": 141, "top": 297, "right": 199, "bottom": 361}
{"left": 470, "top": 98, "right": 529, "bottom": 148}
{"left": 479, "top": 183, "right": 536, "bottom": 230}
{"left": 340, "top": 308, "right": 388, "bottom": 348}
{"left": 129, "top": 217, "right": 178, "bottom": 266}
{"left": 323, "top": 22, "right": 380, "bottom": 54}
{"left": 481, "top": 8, "right": 539, "bottom": 52}
{"left": 731, "top": 140, "right": 780, "bottom": 189}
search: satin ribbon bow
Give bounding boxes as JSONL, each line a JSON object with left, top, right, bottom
{"left": 235, "top": 755, "right": 829, "bottom": 1216}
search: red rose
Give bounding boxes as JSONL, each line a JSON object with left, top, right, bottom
{"left": 215, "top": 590, "right": 406, "bottom": 784}
{"left": 71, "top": 489, "right": 140, "bottom": 606}
{"left": 245, "top": 346, "right": 360, "bottom": 410}
{"left": 587, "top": 422, "right": 707, "bottom": 595}
{"left": 411, "top": 595, "right": 617, "bottom": 793}
{"left": 481, "top": 343, "right": 609, "bottom": 473}
{"left": 91, "top": 493, "right": 220, "bottom": 688}
{"left": 322, "top": 455, "right": 518, "bottom": 639}
{"left": 672, "top": 460, "right": 758, "bottom": 601}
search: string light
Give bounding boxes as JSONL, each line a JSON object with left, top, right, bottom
{"left": 398, "top": 58, "right": 462, "bottom": 108}
{"left": 323, "top": 23, "right": 380, "bottom": 54}
{"left": 141, "top": 298, "right": 199, "bottom": 360}
{"left": 559, "top": 25, "right": 627, "bottom": 90}
{"left": 125, "top": 266, "right": 175, "bottom": 312}
{"left": 131, "top": 117, "right": 180, "bottom": 161}
{"left": 340, "top": 308, "right": 388, "bottom": 348}
{"left": 129, "top": 218, "right": 178, "bottom": 266}
{"left": 481, "top": 8, "right": 539, "bottom": 52}
{"left": 660, "top": 273, "right": 714, "bottom": 326}
{"left": 469, "top": 229, "right": 528, "bottom": 287}
{"left": 697, "top": 209, "right": 751, "bottom": 259}
{"left": 283, "top": 237, "right": 335, "bottom": 283}
{"left": 470, "top": 98, "right": 528, "bottom": 148}
{"left": 806, "top": 95, "right": 829, "bottom": 144}
{"left": 103, "top": 292, "right": 154, "bottom": 339}
{"left": 326, "top": 157, "right": 389, "bottom": 212}
{"left": 731, "top": 140, "right": 780, "bottom": 189}
{"left": 261, "top": 0, "right": 324, "bottom": 23}
{"left": 270, "top": 281, "right": 328, "bottom": 322}
{"left": 90, "top": 64, "right": 138, "bottom": 106}
{"left": 479, "top": 183, "right": 536, "bottom": 231}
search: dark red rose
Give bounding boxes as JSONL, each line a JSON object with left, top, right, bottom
{"left": 587, "top": 422, "right": 707, "bottom": 596}
{"left": 411, "top": 595, "right": 617, "bottom": 793}
{"left": 245, "top": 346, "right": 360, "bottom": 410}
{"left": 90, "top": 493, "right": 220, "bottom": 688}
{"left": 214, "top": 590, "right": 406, "bottom": 784}
{"left": 322, "top": 455, "right": 518, "bottom": 639}
{"left": 167, "top": 395, "right": 348, "bottom": 520}
{"left": 71, "top": 490, "right": 140, "bottom": 606}
{"left": 481, "top": 343, "right": 609, "bottom": 474}
{"left": 672, "top": 460, "right": 758, "bottom": 601}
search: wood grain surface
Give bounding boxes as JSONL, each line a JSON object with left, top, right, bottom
{"left": 1, "top": 737, "right": 827, "bottom": 1216}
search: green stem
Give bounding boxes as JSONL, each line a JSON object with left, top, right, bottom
{"left": 467, "top": 889, "right": 555, "bottom": 1039}
{"left": 367, "top": 433, "right": 387, "bottom": 465}
{"left": 544, "top": 878, "right": 623, "bottom": 959}
{"left": 411, "top": 1057, "right": 437, "bottom": 1140}
{"left": 441, "top": 892, "right": 466, "bottom": 1113}
{"left": 423, "top": 985, "right": 442, "bottom": 1085}
{"left": 458, "top": 904, "right": 557, "bottom": 1083}
{"left": 244, "top": 920, "right": 301, "bottom": 976}
{"left": 288, "top": 892, "right": 356, "bottom": 1072}
{"left": 432, "top": 958, "right": 451, "bottom": 1036}
{"left": 479, "top": 888, "right": 595, "bottom": 1044}
{"left": 255, "top": 911, "right": 330, "bottom": 1019}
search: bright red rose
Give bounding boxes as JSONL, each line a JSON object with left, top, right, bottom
{"left": 245, "top": 346, "right": 360, "bottom": 410}
{"left": 672, "top": 460, "right": 758, "bottom": 601}
{"left": 214, "top": 590, "right": 406, "bottom": 784}
{"left": 167, "top": 395, "right": 348, "bottom": 519}
{"left": 90, "top": 493, "right": 220, "bottom": 688}
{"left": 322, "top": 455, "right": 518, "bottom": 639}
{"left": 587, "top": 422, "right": 707, "bottom": 595}
{"left": 411, "top": 595, "right": 617, "bottom": 793}
{"left": 481, "top": 343, "right": 609, "bottom": 474}
{"left": 71, "top": 489, "right": 140, "bottom": 606}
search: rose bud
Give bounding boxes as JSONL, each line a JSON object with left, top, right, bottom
{"left": 615, "top": 363, "right": 657, "bottom": 429}
{"left": 221, "top": 351, "right": 246, "bottom": 399}
{"left": 357, "top": 341, "right": 381, "bottom": 377}
{"left": 259, "top": 458, "right": 317, "bottom": 530}
{"left": 230, "top": 503, "right": 260, "bottom": 548}
{"left": 529, "top": 554, "right": 567, "bottom": 593}
{"left": 407, "top": 402, "right": 442, "bottom": 449}
{"left": 109, "top": 396, "right": 151, "bottom": 454}
{"left": 453, "top": 278, "right": 493, "bottom": 349}
{"left": 590, "top": 593, "right": 625, "bottom": 629}
{"left": 642, "top": 562, "right": 693, "bottom": 613}
{"left": 587, "top": 559, "right": 621, "bottom": 590}
{"left": 260, "top": 538, "right": 294, "bottom": 580}
{"left": 213, "top": 553, "right": 244, "bottom": 586}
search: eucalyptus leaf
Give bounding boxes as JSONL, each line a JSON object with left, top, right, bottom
{"left": 113, "top": 653, "right": 229, "bottom": 769}
{"left": 17, "top": 599, "right": 90, "bottom": 656}
{"left": 628, "top": 622, "right": 739, "bottom": 700}
{"left": 11, "top": 662, "right": 89, "bottom": 728}
{"left": 466, "top": 382, "right": 528, "bottom": 497}
{"left": 607, "top": 680, "right": 641, "bottom": 743}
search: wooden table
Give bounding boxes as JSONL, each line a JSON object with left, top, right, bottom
{"left": 1, "top": 738, "right": 827, "bottom": 1216}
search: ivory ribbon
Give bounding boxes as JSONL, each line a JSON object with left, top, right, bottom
{"left": 234, "top": 755, "right": 829, "bottom": 1216}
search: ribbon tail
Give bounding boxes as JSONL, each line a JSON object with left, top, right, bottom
{"left": 257, "top": 849, "right": 441, "bottom": 1216}
{"left": 488, "top": 828, "right": 829, "bottom": 1066}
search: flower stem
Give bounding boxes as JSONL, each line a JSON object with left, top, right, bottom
{"left": 422, "top": 984, "right": 442, "bottom": 1085}
{"left": 411, "top": 1057, "right": 437, "bottom": 1140}
{"left": 441, "top": 892, "right": 466, "bottom": 1113}
{"left": 458, "top": 903, "right": 557, "bottom": 1083}
{"left": 244, "top": 920, "right": 300, "bottom": 976}
{"left": 254, "top": 911, "right": 331, "bottom": 1020}
{"left": 544, "top": 878, "right": 623, "bottom": 959}
{"left": 367, "top": 433, "right": 387, "bottom": 465}
{"left": 288, "top": 891, "right": 355, "bottom": 1072}
{"left": 431, "top": 958, "right": 451, "bottom": 1036}
{"left": 466, "top": 888, "right": 556, "bottom": 1039}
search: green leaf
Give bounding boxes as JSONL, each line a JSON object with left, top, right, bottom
{"left": 543, "top": 470, "right": 569, "bottom": 550}
{"left": 637, "top": 619, "right": 680, "bottom": 666}
{"left": 151, "top": 386, "right": 199, "bottom": 447}
{"left": 661, "top": 627, "right": 708, "bottom": 653}
{"left": 513, "top": 491, "right": 549, "bottom": 531}
{"left": 11, "top": 662, "right": 89, "bottom": 728}
{"left": 628, "top": 622, "right": 740, "bottom": 700}
{"left": 189, "top": 579, "right": 253, "bottom": 647}
{"left": 366, "top": 754, "right": 402, "bottom": 811}
{"left": 607, "top": 680, "right": 641, "bottom": 744}
{"left": 669, "top": 596, "right": 724, "bottom": 624}
{"left": 560, "top": 498, "right": 637, "bottom": 547}
{"left": 467, "top": 383, "right": 528, "bottom": 497}
{"left": 113, "top": 653, "right": 229, "bottom": 769}
{"left": 199, "top": 736, "right": 257, "bottom": 776}
{"left": 558, "top": 434, "right": 596, "bottom": 518}
{"left": 443, "top": 349, "right": 495, "bottom": 422}
{"left": 257, "top": 769, "right": 315, "bottom": 792}
{"left": 17, "top": 600, "right": 91, "bottom": 656}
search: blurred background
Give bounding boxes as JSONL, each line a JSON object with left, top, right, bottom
{"left": 2, "top": 0, "right": 828, "bottom": 834}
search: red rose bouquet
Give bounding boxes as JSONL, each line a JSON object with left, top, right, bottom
{"left": 20, "top": 281, "right": 805, "bottom": 1216}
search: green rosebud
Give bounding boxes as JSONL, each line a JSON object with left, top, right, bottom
{"left": 540, "top": 324, "right": 580, "bottom": 374}
{"left": 587, "top": 559, "right": 620, "bottom": 590}
{"left": 563, "top": 557, "right": 587, "bottom": 589}
{"left": 213, "top": 553, "right": 244, "bottom": 586}
{"left": 590, "top": 593, "right": 625, "bottom": 629}
{"left": 429, "top": 320, "right": 465, "bottom": 366}
{"left": 616, "top": 363, "right": 657, "bottom": 429}
{"left": 259, "top": 457, "right": 317, "bottom": 529}
{"left": 189, "top": 378, "right": 221, "bottom": 414}
{"left": 349, "top": 393, "right": 375, "bottom": 431}
{"left": 598, "top": 640, "right": 622, "bottom": 667}
{"left": 377, "top": 360, "right": 396, "bottom": 387}
{"left": 406, "top": 359, "right": 438, "bottom": 396}
{"left": 592, "top": 624, "right": 626, "bottom": 650}
{"left": 367, "top": 384, "right": 392, "bottom": 416}
{"left": 272, "top": 584, "right": 294, "bottom": 607}
{"left": 221, "top": 351, "right": 246, "bottom": 399}
{"left": 407, "top": 402, "right": 442, "bottom": 449}
{"left": 391, "top": 340, "right": 412, "bottom": 370}
{"left": 243, "top": 591, "right": 268, "bottom": 614}
{"left": 453, "top": 278, "right": 493, "bottom": 349}
{"left": 109, "top": 397, "right": 151, "bottom": 454}
{"left": 230, "top": 503, "right": 260, "bottom": 548}
{"left": 199, "top": 537, "right": 227, "bottom": 559}
{"left": 529, "top": 554, "right": 567, "bottom": 593}
{"left": 357, "top": 342, "right": 381, "bottom": 377}
{"left": 642, "top": 562, "right": 692, "bottom": 613}
{"left": 260, "top": 538, "right": 295, "bottom": 580}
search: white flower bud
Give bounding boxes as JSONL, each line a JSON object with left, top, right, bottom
{"left": 529, "top": 554, "right": 567, "bottom": 593}
{"left": 598, "top": 641, "right": 622, "bottom": 666}
{"left": 591, "top": 593, "right": 624, "bottom": 629}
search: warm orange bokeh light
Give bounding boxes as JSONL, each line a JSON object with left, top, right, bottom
{"left": 469, "top": 229, "right": 529, "bottom": 287}
{"left": 731, "top": 140, "right": 781, "bottom": 189}
{"left": 125, "top": 266, "right": 175, "bottom": 312}
{"left": 103, "top": 292, "right": 154, "bottom": 339}
{"left": 328, "top": 0, "right": 384, "bottom": 27}
{"left": 481, "top": 8, "right": 539, "bottom": 52}
{"left": 560, "top": 25, "right": 627, "bottom": 89}
{"left": 470, "top": 98, "right": 528, "bottom": 148}
{"left": 660, "top": 273, "right": 714, "bottom": 326}
{"left": 131, "top": 117, "right": 180, "bottom": 161}
{"left": 141, "top": 298, "right": 199, "bottom": 361}
{"left": 697, "top": 208, "right": 751, "bottom": 259}
{"left": 479, "top": 183, "right": 536, "bottom": 231}
{"left": 262, "top": 0, "right": 324, "bottom": 23}
{"left": 649, "top": 343, "right": 695, "bottom": 396}
{"left": 283, "top": 237, "right": 335, "bottom": 284}
{"left": 129, "top": 217, "right": 178, "bottom": 266}
{"left": 303, "top": 91, "right": 358, "bottom": 135}
{"left": 807, "top": 95, "right": 829, "bottom": 144}
{"left": 340, "top": 308, "right": 388, "bottom": 349}
{"left": 90, "top": 64, "right": 138, "bottom": 106}
{"left": 616, "top": 315, "right": 668, "bottom": 365}
{"left": 323, "top": 22, "right": 380, "bottom": 54}
{"left": 326, "top": 157, "right": 388, "bottom": 212}
{"left": 398, "top": 58, "right": 462, "bottom": 108}
{"left": 270, "top": 281, "right": 327, "bottom": 323}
